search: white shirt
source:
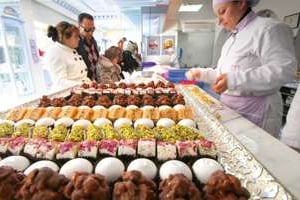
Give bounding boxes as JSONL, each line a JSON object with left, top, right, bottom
{"left": 199, "top": 12, "right": 297, "bottom": 96}
{"left": 45, "top": 42, "right": 89, "bottom": 88}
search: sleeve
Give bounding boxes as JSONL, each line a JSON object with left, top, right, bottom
{"left": 197, "top": 68, "right": 218, "bottom": 84}
{"left": 227, "top": 23, "right": 297, "bottom": 92}
{"left": 46, "top": 48, "right": 79, "bottom": 87}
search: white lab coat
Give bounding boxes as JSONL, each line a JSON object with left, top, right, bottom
{"left": 45, "top": 42, "right": 89, "bottom": 88}
{"left": 281, "top": 86, "right": 300, "bottom": 150}
{"left": 192, "top": 12, "right": 297, "bottom": 136}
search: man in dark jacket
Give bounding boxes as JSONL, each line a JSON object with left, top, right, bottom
{"left": 77, "top": 13, "right": 99, "bottom": 81}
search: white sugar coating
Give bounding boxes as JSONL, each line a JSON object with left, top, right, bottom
{"left": 0, "top": 156, "right": 30, "bottom": 171}
{"left": 95, "top": 157, "right": 125, "bottom": 182}
{"left": 94, "top": 118, "right": 112, "bottom": 127}
{"left": 15, "top": 119, "right": 35, "bottom": 127}
{"left": 159, "top": 160, "right": 192, "bottom": 180}
{"left": 127, "top": 158, "right": 157, "bottom": 180}
{"left": 36, "top": 117, "right": 55, "bottom": 127}
{"left": 59, "top": 158, "right": 93, "bottom": 179}
{"left": 192, "top": 158, "right": 223, "bottom": 184}
{"left": 92, "top": 105, "right": 106, "bottom": 110}
{"left": 126, "top": 105, "right": 138, "bottom": 110}
{"left": 178, "top": 119, "right": 196, "bottom": 129}
{"left": 141, "top": 105, "right": 154, "bottom": 111}
{"left": 158, "top": 105, "right": 172, "bottom": 111}
{"left": 173, "top": 104, "right": 185, "bottom": 111}
{"left": 73, "top": 119, "right": 92, "bottom": 129}
{"left": 24, "top": 160, "right": 59, "bottom": 175}
{"left": 109, "top": 105, "right": 122, "bottom": 110}
{"left": 156, "top": 118, "right": 175, "bottom": 128}
{"left": 114, "top": 118, "right": 132, "bottom": 129}
{"left": 134, "top": 118, "right": 154, "bottom": 129}
{"left": 55, "top": 117, "right": 74, "bottom": 127}
{"left": 78, "top": 105, "right": 90, "bottom": 110}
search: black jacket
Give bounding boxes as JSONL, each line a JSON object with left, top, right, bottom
{"left": 76, "top": 36, "right": 99, "bottom": 80}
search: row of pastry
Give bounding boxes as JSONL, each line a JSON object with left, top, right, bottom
{"left": 6, "top": 104, "right": 194, "bottom": 122}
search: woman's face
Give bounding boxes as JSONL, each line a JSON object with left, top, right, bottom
{"left": 64, "top": 31, "right": 80, "bottom": 49}
{"left": 213, "top": 1, "right": 247, "bottom": 31}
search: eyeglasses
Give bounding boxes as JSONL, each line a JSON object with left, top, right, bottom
{"left": 80, "top": 25, "right": 95, "bottom": 33}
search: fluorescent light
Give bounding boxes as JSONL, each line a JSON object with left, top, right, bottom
{"left": 179, "top": 4, "right": 203, "bottom": 12}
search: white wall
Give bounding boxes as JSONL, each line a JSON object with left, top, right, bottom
{"left": 178, "top": 30, "right": 215, "bottom": 68}
{"left": 254, "top": 0, "right": 300, "bottom": 35}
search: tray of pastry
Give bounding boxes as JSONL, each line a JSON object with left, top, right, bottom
{"left": 0, "top": 81, "right": 294, "bottom": 199}
{"left": 178, "top": 84, "right": 294, "bottom": 199}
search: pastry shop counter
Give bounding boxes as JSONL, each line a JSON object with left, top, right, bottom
{"left": 180, "top": 84, "right": 300, "bottom": 199}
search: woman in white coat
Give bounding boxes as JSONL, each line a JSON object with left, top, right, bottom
{"left": 46, "top": 21, "right": 89, "bottom": 88}
{"left": 186, "top": 0, "right": 297, "bottom": 137}
{"left": 282, "top": 86, "right": 300, "bottom": 151}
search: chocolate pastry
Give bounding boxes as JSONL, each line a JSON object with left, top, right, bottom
{"left": 118, "top": 82, "right": 127, "bottom": 89}
{"left": 156, "top": 95, "right": 172, "bottom": 106}
{"left": 0, "top": 166, "right": 24, "bottom": 200}
{"left": 127, "top": 95, "right": 141, "bottom": 106}
{"left": 67, "top": 94, "right": 82, "bottom": 107}
{"left": 98, "top": 83, "right": 108, "bottom": 89}
{"left": 156, "top": 81, "right": 166, "bottom": 88}
{"left": 142, "top": 95, "right": 156, "bottom": 106}
{"left": 146, "top": 81, "right": 155, "bottom": 88}
{"left": 51, "top": 97, "right": 67, "bottom": 107}
{"left": 172, "top": 94, "right": 185, "bottom": 105}
{"left": 39, "top": 96, "right": 52, "bottom": 107}
{"left": 81, "top": 83, "right": 89, "bottom": 89}
{"left": 113, "top": 95, "right": 128, "bottom": 107}
{"left": 96, "top": 96, "right": 112, "bottom": 108}
{"left": 82, "top": 96, "right": 96, "bottom": 107}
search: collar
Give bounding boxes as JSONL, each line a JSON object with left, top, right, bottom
{"left": 80, "top": 35, "right": 95, "bottom": 47}
{"left": 55, "top": 42, "right": 76, "bottom": 53}
{"left": 232, "top": 10, "right": 257, "bottom": 34}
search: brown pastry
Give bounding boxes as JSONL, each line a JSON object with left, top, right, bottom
{"left": 127, "top": 95, "right": 141, "bottom": 106}
{"left": 125, "top": 108, "right": 143, "bottom": 121}
{"left": 67, "top": 94, "right": 82, "bottom": 107}
{"left": 16, "top": 167, "right": 69, "bottom": 200}
{"left": 91, "top": 108, "right": 108, "bottom": 121}
{"left": 172, "top": 94, "right": 185, "bottom": 105}
{"left": 113, "top": 171, "right": 157, "bottom": 200}
{"left": 159, "top": 108, "right": 176, "bottom": 121}
{"left": 108, "top": 106, "right": 126, "bottom": 120}
{"left": 159, "top": 174, "right": 203, "bottom": 200}
{"left": 98, "top": 83, "right": 108, "bottom": 89}
{"left": 23, "top": 107, "right": 46, "bottom": 121}
{"left": 156, "top": 81, "right": 167, "bottom": 88}
{"left": 81, "top": 83, "right": 90, "bottom": 89}
{"left": 42, "top": 107, "right": 62, "bottom": 119}
{"left": 142, "top": 108, "right": 160, "bottom": 121}
{"left": 204, "top": 170, "right": 250, "bottom": 200}
{"left": 113, "top": 95, "right": 128, "bottom": 107}
{"left": 75, "top": 108, "right": 94, "bottom": 121}
{"left": 109, "top": 83, "right": 118, "bottom": 89}
{"left": 39, "top": 96, "right": 52, "bottom": 107}
{"left": 156, "top": 95, "right": 172, "bottom": 106}
{"left": 64, "top": 172, "right": 110, "bottom": 200}
{"left": 142, "top": 95, "right": 155, "bottom": 106}
{"left": 51, "top": 97, "right": 67, "bottom": 107}
{"left": 118, "top": 82, "right": 127, "bottom": 89}
{"left": 96, "top": 96, "right": 112, "bottom": 108}
{"left": 6, "top": 108, "right": 28, "bottom": 121}
{"left": 82, "top": 96, "right": 96, "bottom": 107}
{"left": 127, "top": 83, "right": 136, "bottom": 89}
{"left": 58, "top": 106, "right": 79, "bottom": 119}
{"left": 146, "top": 81, "right": 155, "bottom": 88}
{"left": 0, "top": 166, "right": 24, "bottom": 200}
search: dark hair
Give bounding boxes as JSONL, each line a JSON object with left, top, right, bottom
{"left": 47, "top": 21, "right": 78, "bottom": 43}
{"left": 105, "top": 46, "right": 122, "bottom": 61}
{"left": 78, "top": 13, "right": 94, "bottom": 23}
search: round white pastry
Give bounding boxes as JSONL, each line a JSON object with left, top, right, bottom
{"left": 94, "top": 118, "right": 112, "bottom": 127}
{"left": 95, "top": 157, "right": 125, "bottom": 182}
{"left": 156, "top": 118, "right": 175, "bottom": 128}
{"left": 173, "top": 104, "right": 185, "bottom": 111}
{"left": 192, "top": 158, "right": 223, "bottom": 184}
{"left": 114, "top": 118, "right": 132, "bottom": 129}
{"left": 126, "top": 105, "right": 138, "bottom": 110}
{"left": 178, "top": 119, "right": 196, "bottom": 129}
{"left": 46, "top": 106, "right": 54, "bottom": 111}
{"left": 159, "top": 160, "right": 192, "bottom": 180}
{"left": 78, "top": 105, "right": 90, "bottom": 110}
{"left": 59, "top": 158, "right": 93, "bottom": 179}
{"left": 127, "top": 158, "right": 157, "bottom": 180}
{"left": 0, "top": 156, "right": 30, "bottom": 171}
{"left": 0, "top": 119, "right": 14, "bottom": 126}
{"left": 15, "top": 119, "right": 35, "bottom": 127}
{"left": 55, "top": 117, "right": 74, "bottom": 127}
{"left": 24, "top": 160, "right": 59, "bottom": 175}
{"left": 134, "top": 118, "right": 154, "bottom": 129}
{"left": 158, "top": 105, "right": 172, "bottom": 111}
{"left": 141, "top": 105, "right": 154, "bottom": 111}
{"left": 62, "top": 105, "right": 72, "bottom": 111}
{"left": 92, "top": 105, "right": 106, "bottom": 110}
{"left": 73, "top": 119, "right": 92, "bottom": 129}
{"left": 109, "top": 105, "right": 122, "bottom": 111}
{"left": 35, "top": 117, "right": 55, "bottom": 127}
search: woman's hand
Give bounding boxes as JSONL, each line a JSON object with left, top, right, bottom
{"left": 211, "top": 74, "right": 228, "bottom": 93}
{"left": 185, "top": 68, "right": 201, "bottom": 80}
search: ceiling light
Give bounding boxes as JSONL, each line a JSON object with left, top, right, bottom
{"left": 179, "top": 4, "right": 203, "bottom": 12}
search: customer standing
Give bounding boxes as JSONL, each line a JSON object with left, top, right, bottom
{"left": 45, "top": 21, "right": 89, "bottom": 88}
{"left": 77, "top": 13, "right": 99, "bottom": 81}
{"left": 186, "top": 0, "right": 297, "bottom": 137}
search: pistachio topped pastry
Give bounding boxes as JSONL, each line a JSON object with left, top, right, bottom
{"left": 32, "top": 125, "right": 49, "bottom": 139}
{"left": 118, "top": 125, "right": 137, "bottom": 139}
{"left": 171, "top": 125, "right": 203, "bottom": 141}
{"left": 86, "top": 124, "right": 102, "bottom": 141}
{"left": 67, "top": 126, "right": 84, "bottom": 142}
{"left": 49, "top": 124, "right": 68, "bottom": 142}
{"left": 0, "top": 123, "right": 14, "bottom": 137}
{"left": 101, "top": 124, "right": 119, "bottom": 140}
{"left": 12, "top": 124, "right": 31, "bottom": 138}
{"left": 135, "top": 125, "right": 157, "bottom": 139}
